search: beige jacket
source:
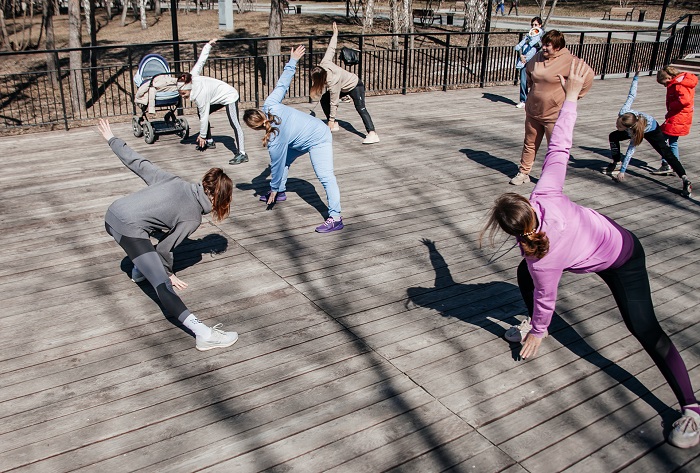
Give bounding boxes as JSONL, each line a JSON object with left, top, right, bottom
{"left": 525, "top": 47, "right": 594, "bottom": 122}
{"left": 319, "top": 32, "right": 359, "bottom": 119}
{"left": 134, "top": 75, "right": 179, "bottom": 114}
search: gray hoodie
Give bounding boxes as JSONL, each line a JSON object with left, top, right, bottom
{"left": 104, "top": 138, "right": 212, "bottom": 274}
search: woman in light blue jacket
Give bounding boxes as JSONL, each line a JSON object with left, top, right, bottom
{"left": 514, "top": 17, "right": 543, "bottom": 108}
{"left": 243, "top": 46, "right": 344, "bottom": 234}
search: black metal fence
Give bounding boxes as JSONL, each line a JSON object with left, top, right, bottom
{"left": 1, "top": 14, "right": 698, "bottom": 131}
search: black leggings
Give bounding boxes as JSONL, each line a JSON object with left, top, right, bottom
{"left": 609, "top": 127, "right": 686, "bottom": 178}
{"left": 201, "top": 100, "right": 245, "bottom": 154}
{"left": 106, "top": 223, "right": 190, "bottom": 323}
{"left": 320, "top": 81, "right": 375, "bottom": 133}
{"left": 517, "top": 234, "right": 697, "bottom": 407}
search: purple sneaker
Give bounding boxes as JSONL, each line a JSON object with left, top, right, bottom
{"left": 315, "top": 217, "right": 344, "bottom": 233}
{"left": 259, "top": 191, "right": 287, "bottom": 202}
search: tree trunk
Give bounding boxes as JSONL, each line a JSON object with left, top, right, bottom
{"left": 542, "top": 0, "right": 557, "bottom": 27}
{"left": 462, "top": 0, "right": 487, "bottom": 47}
{"left": 0, "top": 10, "right": 12, "bottom": 51}
{"left": 362, "top": 0, "right": 375, "bottom": 34}
{"left": 139, "top": 0, "right": 147, "bottom": 28}
{"left": 43, "top": 0, "right": 59, "bottom": 87}
{"left": 83, "top": 0, "right": 91, "bottom": 38}
{"left": 106, "top": 0, "right": 112, "bottom": 22}
{"left": 539, "top": 0, "right": 546, "bottom": 19}
{"left": 121, "top": 0, "right": 129, "bottom": 25}
{"left": 68, "top": 0, "right": 87, "bottom": 115}
{"left": 267, "top": 0, "right": 283, "bottom": 57}
{"left": 155, "top": 0, "right": 161, "bottom": 17}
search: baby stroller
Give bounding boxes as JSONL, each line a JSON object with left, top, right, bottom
{"left": 132, "top": 54, "right": 189, "bottom": 144}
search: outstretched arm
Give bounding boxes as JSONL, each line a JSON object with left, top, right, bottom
{"left": 322, "top": 22, "right": 339, "bottom": 64}
{"left": 191, "top": 38, "right": 217, "bottom": 77}
{"left": 619, "top": 72, "right": 639, "bottom": 115}
{"left": 264, "top": 45, "right": 306, "bottom": 107}
{"left": 97, "top": 119, "right": 175, "bottom": 185}
{"left": 534, "top": 59, "right": 592, "bottom": 193}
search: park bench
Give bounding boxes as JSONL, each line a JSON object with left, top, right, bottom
{"left": 412, "top": 9, "right": 442, "bottom": 27}
{"left": 602, "top": 6, "right": 635, "bottom": 21}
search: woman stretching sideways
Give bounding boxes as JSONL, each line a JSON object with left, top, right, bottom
{"left": 98, "top": 119, "right": 239, "bottom": 351}
{"left": 482, "top": 60, "right": 700, "bottom": 449}
{"left": 244, "top": 46, "right": 345, "bottom": 233}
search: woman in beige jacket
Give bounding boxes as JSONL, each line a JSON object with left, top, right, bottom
{"left": 311, "top": 22, "right": 380, "bottom": 145}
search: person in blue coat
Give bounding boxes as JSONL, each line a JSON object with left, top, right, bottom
{"left": 514, "top": 17, "right": 544, "bottom": 108}
{"left": 243, "top": 45, "right": 344, "bottom": 234}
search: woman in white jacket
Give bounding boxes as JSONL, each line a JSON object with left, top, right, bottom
{"left": 177, "top": 39, "right": 248, "bottom": 165}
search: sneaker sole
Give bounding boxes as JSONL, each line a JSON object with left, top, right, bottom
{"left": 131, "top": 276, "right": 146, "bottom": 283}
{"left": 668, "top": 434, "right": 700, "bottom": 449}
{"left": 196, "top": 334, "right": 239, "bottom": 351}
{"left": 315, "top": 224, "right": 344, "bottom": 233}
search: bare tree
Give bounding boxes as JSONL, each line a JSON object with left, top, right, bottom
{"left": 41, "top": 0, "right": 59, "bottom": 86}
{"left": 83, "top": 0, "right": 92, "bottom": 38}
{"left": 541, "top": 0, "right": 558, "bottom": 27}
{"left": 0, "top": 7, "right": 12, "bottom": 50}
{"left": 362, "top": 0, "right": 374, "bottom": 34}
{"left": 68, "top": 0, "right": 87, "bottom": 114}
{"left": 155, "top": 0, "right": 161, "bottom": 17}
{"left": 462, "top": 0, "right": 487, "bottom": 46}
{"left": 268, "top": 0, "right": 283, "bottom": 56}
{"left": 139, "top": 0, "right": 148, "bottom": 29}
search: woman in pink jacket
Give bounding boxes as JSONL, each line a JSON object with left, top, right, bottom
{"left": 651, "top": 65, "right": 697, "bottom": 175}
{"left": 482, "top": 60, "right": 699, "bottom": 449}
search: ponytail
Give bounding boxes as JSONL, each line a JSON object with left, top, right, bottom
{"left": 480, "top": 193, "right": 550, "bottom": 259}
{"left": 310, "top": 66, "right": 328, "bottom": 99}
{"left": 243, "top": 109, "right": 281, "bottom": 147}
{"left": 202, "top": 168, "right": 232, "bottom": 222}
{"left": 618, "top": 112, "right": 646, "bottom": 147}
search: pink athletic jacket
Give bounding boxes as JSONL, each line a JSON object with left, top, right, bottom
{"left": 525, "top": 101, "right": 635, "bottom": 338}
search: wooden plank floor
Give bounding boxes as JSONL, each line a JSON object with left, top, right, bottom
{"left": 1, "top": 75, "right": 699, "bottom": 472}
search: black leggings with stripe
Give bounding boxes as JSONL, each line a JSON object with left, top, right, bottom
{"left": 106, "top": 223, "right": 191, "bottom": 323}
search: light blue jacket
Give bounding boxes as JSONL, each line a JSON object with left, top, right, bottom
{"left": 514, "top": 29, "right": 543, "bottom": 69}
{"left": 618, "top": 76, "right": 658, "bottom": 173}
{"left": 262, "top": 58, "right": 331, "bottom": 191}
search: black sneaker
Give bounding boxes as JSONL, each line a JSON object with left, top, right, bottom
{"left": 682, "top": 178, "right": 692, "bottom": 198}
{"left": 651, "top": 163, "right": 673, "bottom": 175}
{"left": 229, "top": 152, "right": 249, "bottom": 165}
{"left": 605, "top": 162, "right": 621, "bottom": 175}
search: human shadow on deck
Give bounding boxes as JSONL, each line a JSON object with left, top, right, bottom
{"left": 236, "top": 165, "right": 329, "bottom": 218}
{"left": 408, "top": 239, "right": 672, "bottom": 416}
{"left": 482, "top": 93, "right": 518, "bottom": 106}
{"left": 460, "top": 148, "right": 520, "bottom": 178}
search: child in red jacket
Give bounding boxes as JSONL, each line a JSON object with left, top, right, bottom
{"left": 652, "top": 66, "right": 697, "bottom": 175}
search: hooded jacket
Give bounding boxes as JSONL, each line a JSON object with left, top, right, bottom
{"left": 661, "top": 72, "right": 697, "bottom": 137}
{"left": 525, "top": 47, "right": 594, "bottom": 122}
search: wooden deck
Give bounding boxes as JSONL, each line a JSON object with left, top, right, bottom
{"left": 1, "top": 76, "right": 699, "bottom": 472}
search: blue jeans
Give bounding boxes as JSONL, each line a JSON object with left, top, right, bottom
{"left": 279, "top": 141, "right": 341, "bottom": 218}
{"left": 518, "top": 66, "right": 528, "bottom": 103}
{"left": 663, "top": 134, "right": 679, "bottom": 165}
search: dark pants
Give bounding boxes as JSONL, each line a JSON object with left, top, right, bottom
{"left": 106, "top": 223, "right": 190, "bottom": 323}
{"left": 200, "top": 100, "right": 245, "bottom": 154}
{"left": 517, "top": 234, "right": 697, "bottom": 407}
{"left": 320, "top": 81, "right": 375, "bottom": 133}
{"left": 608, "top": 127, "right": 686, "bottom": 178}
{"left": 508, "top": 1, "right": 518, "bottom": 15}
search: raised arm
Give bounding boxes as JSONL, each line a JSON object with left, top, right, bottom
{"left": 191, "top": 38, "right": 217, "bottom": 77}
{"left": 264, "top": 45, "right": 306, "bottom": 108}
{"left": 619, "top": 73, "right": 639, "bottom": 116}
{"left": 322, "top": 22, "right": 339, "bottom": 64}
{"left": 532, "top": 59, "right": 591, "bottom": 193}
{"left": 97, "top": 119, "right": 175, "bottom": 185}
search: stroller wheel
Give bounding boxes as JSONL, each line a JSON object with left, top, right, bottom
{"left": 132, "top": 116, "right": 144, "bottom": 137}
{"left": 177, "top": 117, "right": 189, "bottom": 140}
{"left": 143, "top": 121, "right": 156, "bottom": 144}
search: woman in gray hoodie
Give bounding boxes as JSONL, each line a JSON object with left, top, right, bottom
{"left": 98, "top": 119, "right": 238, "bottom": 351}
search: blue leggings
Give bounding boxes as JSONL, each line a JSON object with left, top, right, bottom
{"left": 106, "top": 223, "right": 191, "bottom": 323}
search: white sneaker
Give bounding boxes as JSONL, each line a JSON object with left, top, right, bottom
{"left": 515, "top": 102, "right": 525, "bottom": 109}
{"left": 504, "top": 317, "right": 532, "bottom": 343}
{"left": 363, "top": 132, "right": 380, "bottom": 144}
{"left": 668, "top": 409, "right": 700, "bottom": 449}
{"left": 195, "top": 324, "right": 239, "bottom": 351}
{"left": 509, "top": 172, "right": 531, "bottom": 186}
{"left": 131, "top": 266, "right": 146, "bottom": 283}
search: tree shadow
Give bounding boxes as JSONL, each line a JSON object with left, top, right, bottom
{"left": 236, "top": 165, "right": 329, "bottom": 218}
{"left": 482, "top": 92, "right": 517, "bottom": 106}
{"left": 407, "top": 238, "right": 673, "bottom": 417}
{"left": 459, "top": 148, "right": 519, "bottom": 178}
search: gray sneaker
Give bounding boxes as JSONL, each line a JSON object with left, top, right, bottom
{"left": 196, "top": 324, "right": 239, "bottom": 351}
{"left": 509, "top": 172, "right": 531, "bottom": 186}
{"left": 651, "top": 163, "right": 674, "bottom": 175}
{"left": 131, "top": 266, "right": 146, "bottom": 283}
{"left": 668, "top": 409, "right": 700, "bottom": 449}
{"left": 504, "top": 317, "right": 532, "bottom": 343}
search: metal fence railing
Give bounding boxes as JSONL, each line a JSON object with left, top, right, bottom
{"left": 1, "top": 13, "right": 698, "bottom": 132}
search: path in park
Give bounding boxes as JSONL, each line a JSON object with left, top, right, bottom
{"left": 1, "top": 76, "right": 699, "bottom": 472}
